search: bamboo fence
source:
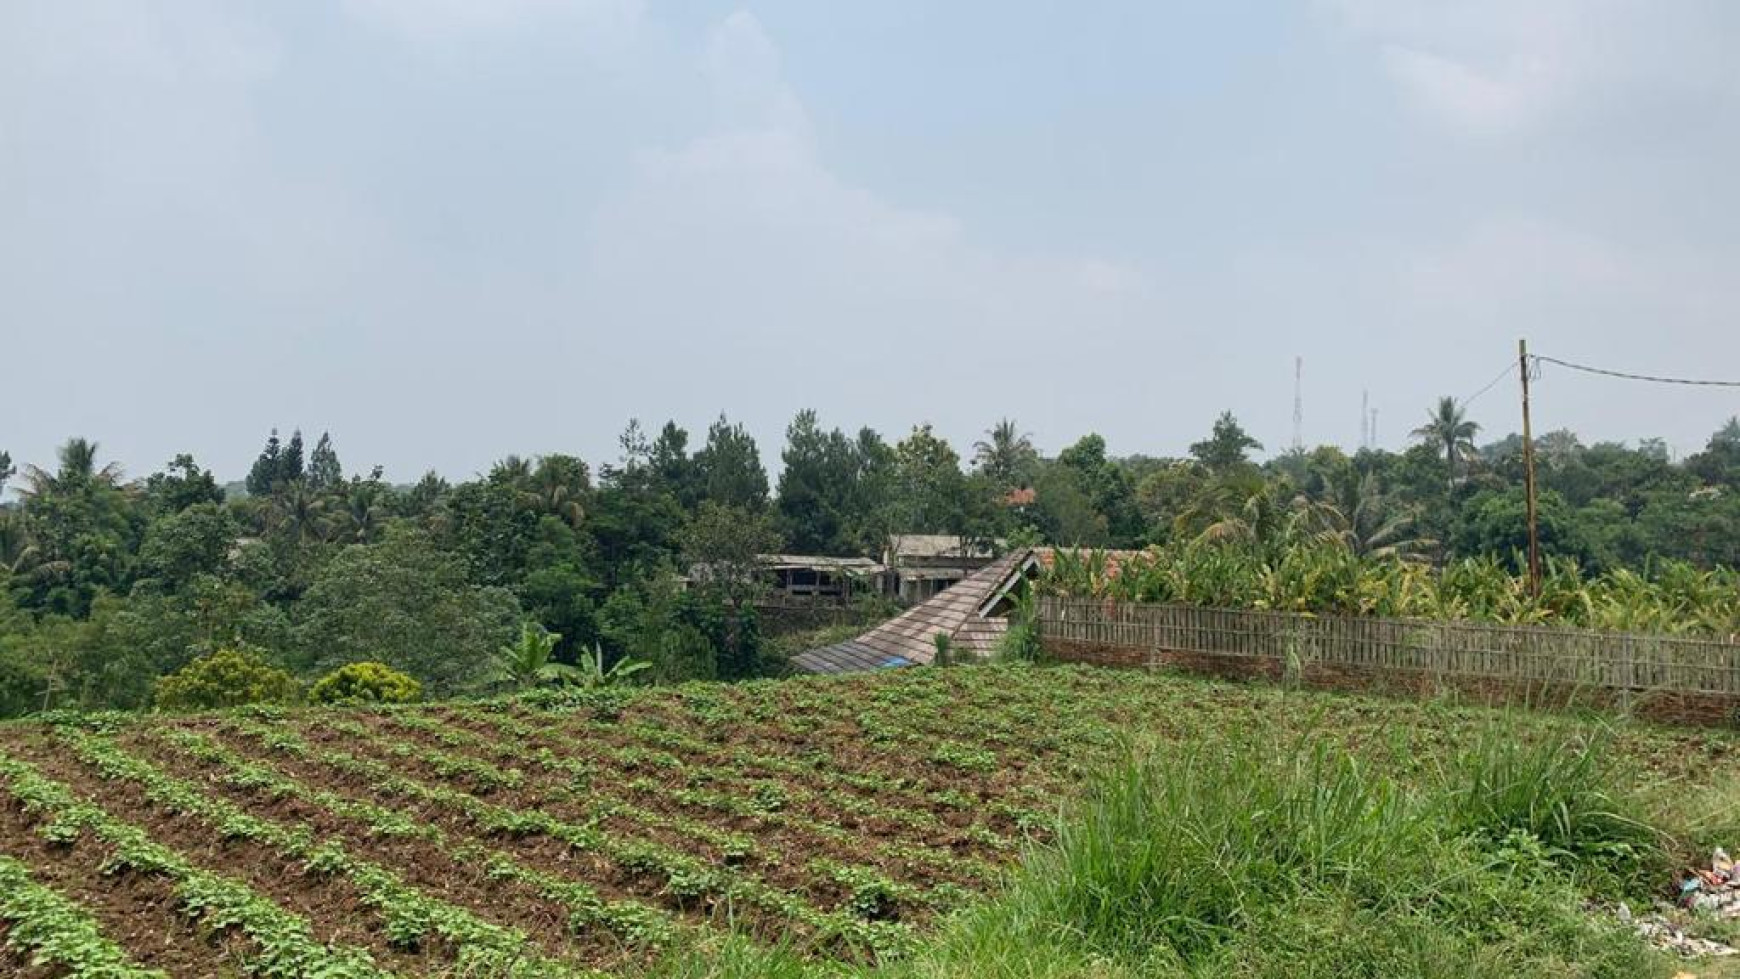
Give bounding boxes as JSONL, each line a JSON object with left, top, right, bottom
{"left": 1037, "top": 597, "right": 1740, "bottom": 695}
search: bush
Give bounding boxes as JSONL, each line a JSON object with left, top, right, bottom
{"left": 309, "top": 661, "right": 421, "bottom": 705}
{"left": 154, "top": 646, "right": 298, "bottom": 712}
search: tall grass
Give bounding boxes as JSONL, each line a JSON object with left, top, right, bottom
{"left": 1435, "top": 728, "right": 1666, "bottom": 892}
{"left": 639, "top": 723, "right": 1685, "bottom": 979}
{"left": 896, "top": 729, "right": 1670, "bottom": 979}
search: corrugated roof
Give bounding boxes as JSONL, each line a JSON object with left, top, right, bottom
{"left": 792, "top": 549, "right": 1031, "bottom": 673}
{"left": 758, "top": 554, "right": 887, "bottom": 573}
{"left": 887, "top": 534, "right": 999, "bottom": 560}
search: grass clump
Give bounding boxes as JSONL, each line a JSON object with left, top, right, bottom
{"left": 900, "top": 728, "right": 1671, "bottom": 979}
{"left": 1436, "top": 727, "right": 1666, "bottom": 893}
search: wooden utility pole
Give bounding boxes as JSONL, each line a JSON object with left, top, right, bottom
{"left": 1518, "top": 338, "right": 1542, "bottom": 597}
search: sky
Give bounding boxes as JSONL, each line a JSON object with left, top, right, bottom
{"left": 4, "top": 0, "right": 1740, "bottom": 486}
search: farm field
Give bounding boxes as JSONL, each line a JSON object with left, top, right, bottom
{"left": 1, "top": 665, "right": 1738, "bottom": 978}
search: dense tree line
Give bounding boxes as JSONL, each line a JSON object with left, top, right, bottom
{"left": 1, "top": 404, "right": 1738, "bottom": 717}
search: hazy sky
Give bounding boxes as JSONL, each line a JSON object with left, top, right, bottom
{"left": 5, "top": 1, "right": 1740, "bottom": 485}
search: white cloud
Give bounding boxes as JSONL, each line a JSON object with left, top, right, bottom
{"left": 568, "top": 11, "right": 1158, "bottom": 448}
{"left": 1379, "top": 45, "right": 1554, "bottom": 136}
{"left": 701, "top": 10, "right": 809, "bottom": 136}
{"left": 1326, "top": 0, "right": 1738, "bottom": 137}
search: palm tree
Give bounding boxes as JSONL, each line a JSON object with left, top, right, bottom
{"left": 268, "top": 480, "right": 327, "bottom": 546}
{"left": 489, "top": 455, "right": 533, "bottom": 486}
{"left": 972, "top": 418, "right": 1037, "bottom": 489}
{"left": 339, "top": 481, "right": 387, "bottom": 544}
{"left": 528, "top": 455, "right": 589, "bottom": 528}
{"left": 0, "top": 511, "right": 36, "bottom": 573}
{"left": 19, "top": 438, "right": 124, "bottom": 498}
{"left": 1411, "top": 397, "right": 1480, "bottom": 491}
{"left": 1324, "top": 473, "right": 1434, "bottom": 561}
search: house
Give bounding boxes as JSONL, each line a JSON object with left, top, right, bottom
{"left": 757, "top": 554, "right": 889, "bottom": 606}
{"left": 685, "top": 554, "right": 890, "bottom": 606}
{"left": 884, "top": 534, "right": 1002, "bottom": 603}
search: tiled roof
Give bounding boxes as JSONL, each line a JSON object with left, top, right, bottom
{"left": 790, "top": 641, "right": 917, "bottom": 674}
{"left": 792, "top": 549, "right": 1031, "bottom": 674}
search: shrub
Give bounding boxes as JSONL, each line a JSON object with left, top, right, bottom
{"left": 994, "top": 591, "right": 1045, "bottom": 662}
{"left": 309, "top": 662, "right": 422, "bottom": 705}
{"left": 155, "top": 646, "right": 298, "bottom": 712}
{"left": 932, "top": 632, "right": 953, "bottom": 667}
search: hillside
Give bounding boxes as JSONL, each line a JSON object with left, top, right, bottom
{"left": 1, "top": 666, "right": 1738, "bottom": 978}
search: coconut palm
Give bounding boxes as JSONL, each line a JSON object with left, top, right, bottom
{"left": 0, "top": 512, "right": 35, "bottom": 573}
{"left": 267, "top": 480, "right": 328, "bottom": 546}
{"left": 19, "top": 438, "right": 124, "bottom": 498}
{"left": 338, "top": 480, "right": 388, "bottom": 544}
{"left": 972, "top": 418, "right": 1038, "bottom": 489}
{"left": 1411, "top": 397, "right": 1481, "bottom": 491}
{"left": 1324, "top": 472, "right": 1435, "bottom": 561}
{"left": 1175, "top": 472, "right": 1335, "bottom": 551}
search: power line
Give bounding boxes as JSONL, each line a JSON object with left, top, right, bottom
{"left": 1531, "top": 355, "right": 1740, "bottom": 388}
{"left": 1458, "top": 360, "right": 1517, "bottom": 410}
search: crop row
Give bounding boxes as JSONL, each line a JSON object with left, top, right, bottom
{"left": 145, "top": 726, "right": 679, "bottom": 950}
{"left": 48, "top": 730, "right": 608, "bottom": 978}
{"left": 0, "top": 748, "right": 392, "bottom": 979}
{"left": 0, "top": 854, "right": 168, "bottom": 979}
{"left": 337, "top": 712, "right": 973, "bottom": 929}
{"left": 389, "top": 705, "right": 1002, "bottom": 889}
{"left": 412, "top": 710, "right": 979, "bottom": 912}
{"left": 497, "top": 705, "right": 1020, "bottom": 851}
{"left": 217, "top": 717, "right": 918, "bottom": 959}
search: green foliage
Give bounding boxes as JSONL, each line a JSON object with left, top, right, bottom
{"left": 599, "top": 574, "right": 764, "bottom": 684}
{"left": 153, "top": 645, "right": 298, "bottom": 711}
{"left": 893, "top": 424, "right": 969, "bottom": 536}
{"left": 680, "top": 501, "right": 783, "bottom": 606}
{"left": 931, "top": 632, "right": 953, "bottom": 667}
{"left": 293, "top": 526, "right": 521, "bottom": 695}
{"left": 307, "top": 431, "right": 343, "bottom": 491}
{"left": 1189, "top": 411, "right": 1263, "bottom": 471}
{"left": 1437, "top": 728, "right": 1662, "bottom": 890}
{"left": 309, "top": 661, "right": 421, "bottom": 704}
{"left": 1045, "top": 541, "right": 1740, "bottom": 636}
{"left": 994, "top": 590, "right": 1045, "bottom": 662}
{"left": 133, "top": 501, "right": 235, "bottom": 590}
{"left": 775, "top": 411, "right": 895, "bottom": 555}
{"left": 493, "top": 621, "right": 579, "bottom": 689}
{"left": 10, "top": 407, "right": 1740, "bottom": 722}
{"left": 1410, "top": 395, "right": 1482, "bottom": 488}
{"left": 576, "top": 643, "right": 651, "bottom": 687}
{"left": 693, "top": 414, "right": 770, "bottom": 511}
{"left": 918, "top": 734, "right": 1659, "bottom": 979}
{"left": 971, "top": 418, "right": 1039, "bottom": 492}
{"left": 0, "top": 854, "right": 168, "bottom": 978}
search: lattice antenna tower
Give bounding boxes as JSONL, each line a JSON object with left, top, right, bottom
{"left": 1292, "top": 356, "right": 1304, "bottom": 452}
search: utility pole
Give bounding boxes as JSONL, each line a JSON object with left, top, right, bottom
{"left": 1518, "top": 338, "right": 1542, "bottom": 598}
{"left": 1360, "top": 390, "right": 1369, "bottom": 450}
